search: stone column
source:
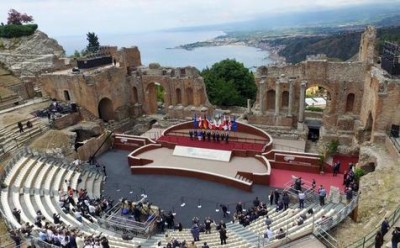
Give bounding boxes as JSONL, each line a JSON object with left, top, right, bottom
{"left": 259, "top": 79, "right": 266, "bottom": 114}
{"left": 288, "top": 79, "right": 294, "bottom": 117}
{"left": 275, "top": 79, "right": 281, "bottom": 116}
{"left": 298, "top": 80, "right": 307, "bottom": 130}
{"left": 247, "top": 99, "right": 252, "bottom": 113}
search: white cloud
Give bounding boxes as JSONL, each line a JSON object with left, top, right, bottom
{"left": 0, "top": 0, "right": 395, "bottom": 36}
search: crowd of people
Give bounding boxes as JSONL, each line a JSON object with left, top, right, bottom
{"left": 8, "top": 170, "right": 114, "bottom": 248}
{"left": 188, "top": 130, "right": 230, "bottom": 143}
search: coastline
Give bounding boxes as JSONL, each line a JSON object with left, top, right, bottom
{"left": 175, "top": 38, "right": 286, "bottom": 65}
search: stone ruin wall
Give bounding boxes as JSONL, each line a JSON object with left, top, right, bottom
{"left": 40, "top": 66, "right": 131, "bottom": 120}
{"left": 358, "top": 26, "right": 376, "bottom": 65}
{"left": 251, "top": 60, "right": 366, "bottom": 134}
{"left": 359, "top": 69, "right": 400, "bottom": 140}
{"left": 119, "top": 47, "right": 142, "bottom": 69}
{"left": 40, "top": 48, "right": 211, "bottom": 121}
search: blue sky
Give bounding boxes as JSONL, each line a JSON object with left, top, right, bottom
{"left": 0, "top": 0, "right": 394, "bottom": 36}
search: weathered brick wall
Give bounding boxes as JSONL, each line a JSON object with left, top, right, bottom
{"left": 253, "top": 60, "right": 366, "bottom": 130}
{"left": 40, "top": 52, "right": 211, "bottom": 121}
{"left": 54, "top": 112, "right": 81, "bottom": 129}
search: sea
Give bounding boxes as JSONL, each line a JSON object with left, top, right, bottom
{"left": 55, "top": 30, "right": 271, "bottom": 70}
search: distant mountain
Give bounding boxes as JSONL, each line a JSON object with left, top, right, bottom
{"left": 169, "top": 2, "right": 400, "bottom": 33}
{"left": 272, "top": 26, "right": 400, "bottom": 64}
{"left": 270, "top": 32, "right": 362, "bottom": 64}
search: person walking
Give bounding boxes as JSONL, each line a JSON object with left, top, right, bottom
{"left": 274, "top": 189, "right": 280, "bottom": 205}
{"left": 269, "top": 191, "right": 274, "bottom": 206}
{"left": 17, "top": 122, "right": 24, "bottom": 133}
{"left": 381, "top": 217, "right": 390, "bottom": 237}
{"left": 318, "top": 185, "right": 326, "bottom": 206}
{"left": 298, "top": 191, "right": 306, "bottom": 209}
{"left": 282, "top": 192, "right": 290, "bottom": 210}
{"left": 374, "top": 230, "right": 384, "bottom": 248}
{"left": 191, "top": 224, "right": 200, "bottom": 242}
{"left": 219, "top": 227, "right": 227, "bottom": 245}
{"left": 220, "top": 204, "right": 228, "bottom": 218}
{"left": 391, "top": 227, "right": 400, "bottom": 248}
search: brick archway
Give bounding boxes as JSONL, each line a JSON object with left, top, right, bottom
{"left": 98, "top": 97, "right": 114, "bottom": 122}
{"left": 145, "top": 82, "right": 166, "bottom": 114}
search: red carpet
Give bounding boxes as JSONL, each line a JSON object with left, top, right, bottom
{"left": 331, "top": 155, "right": 359, "bottom": 173}
{"left": 158, "top": 135, "right": 265, "bottom": 152}
{"left": 269, "top": 169, "right": 345, "bottom": 194}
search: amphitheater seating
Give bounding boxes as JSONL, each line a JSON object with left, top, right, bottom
{"left": 0, "top": 152, "right": 349, "bottom": 248}
{"left": 0, "top": 117, "right": 47, "bottom": 156}
{"left": 0, "top": 154, "right": 143, "bottom": 247}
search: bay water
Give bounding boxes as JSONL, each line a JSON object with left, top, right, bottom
{"left": 55, "top": 30, "right": 271, "bottom": 70}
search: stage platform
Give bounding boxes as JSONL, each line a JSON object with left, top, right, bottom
{"left": 173, "top": 145, "right": 232, "bottom": 162}
{"left": 135, "top": 147, "right": 267, "bottom": 177}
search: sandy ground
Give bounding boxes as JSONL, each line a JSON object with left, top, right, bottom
{"left": 0, "top": 99, "right": 50, "bottom": 127}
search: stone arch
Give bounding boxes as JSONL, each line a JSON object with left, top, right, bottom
{"left": 281, "top": 91, "right": 289, "bottom": 108}
{"left": 345, "top": 93, "right": 355, "bottom": 113}
{"left": 98, "top": 97, "right": 114, "bottom": 122}
{"left": 132, "top": 86, "right": 139, "bottom": 104}
{"left": 176, "top": 88, "right": 182, "bottom": 105}
{"left": 266, "top": 90, "right": 275, "bottom": 110}
{"left": 305, "top": 84, "right": 333, "bottom": 113}
{"left": 186, "top": 87, "right": 194, "bottom": 105}
{"left": 145, "top": 82, "right": 166, "bottom": 114}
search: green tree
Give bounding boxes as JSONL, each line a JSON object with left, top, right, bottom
{"left": 201, "top": 59, "right": 256, "bottom": 107}
{"left": 73, "top": 50, "right": 81, "bottom": 58}
{"left": 86, "top": 32, "right": 100, "bottom": 54}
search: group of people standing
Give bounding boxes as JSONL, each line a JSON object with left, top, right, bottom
{"left": 375, "top": 217, "right": 400, "bottom": 248}
{"left": 189, "top": 129, "right": 230, "bottom": 143}
{"left": 17, "top": 120, "right": 33, "bottom": 133}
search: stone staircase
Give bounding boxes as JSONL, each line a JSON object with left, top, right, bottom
{"left": 0, "top": 117, "right": 48, "bottom": 156}
{"left": 78, "top": 106, "right": 99, "bottom": 122}
{"left": 235, "top": 173, "right": 254, "bottom": 186}
{"left": 226, "top": 221, "right": 259, "bottom": 247}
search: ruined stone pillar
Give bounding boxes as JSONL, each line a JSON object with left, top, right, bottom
{"left": 247, "top": 99, "right": 252, "bottom": 113}
{"left": 288, "top": 79, "right": 294, "bottom": 117}
{"left": 298, "top": 80, "right": 307, "bottom": 130}
{"left": 259, "top": 79, "right": 266, "bottom": 114}
{"left": 275, "top": 79, "right": 281, "bottom": 116}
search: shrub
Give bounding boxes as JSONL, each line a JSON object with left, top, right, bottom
{"left": 0, "top": 24, "right": 38, "bottom": 38}
{"left": 354, "top": 167, "right": 365, "bottom": 182}
{"left": 305, "top": 106, "right": 324, "bottom": 112}
{"left": 327, "top": 139, "right": 339, "bottom": 154}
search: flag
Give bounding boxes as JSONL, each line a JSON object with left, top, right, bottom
{"left": 198, "top": 115, "right": 202, "bottom": 128}
{"left": 214, "top": 119, "right": 220, "bottom": 130}
{"left": 223, "top": 115, "right": 228, "bottom": 131}
{"left": 193, "top": 113, "right": 198, "bottom": 129}
{"left": 218, "top": 118, "right": 223, "bottom": 130}
{"left": 207, "top": 115, "right": 213, "bottom": 130}
{"left": 231, "top": 116, "right": 238, "bottom": 131}
{"left": 203, "top": 114, "right": 208, "bottom": 129}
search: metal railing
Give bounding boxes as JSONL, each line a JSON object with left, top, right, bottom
{"left": 347, "top": 205, "right": 400, "bottom": 248}
{"left": 98, "top": 201, "right": 159, "bottom": 238}
{"left": 256, "top": 192, "right": 359, "bottom": 247}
